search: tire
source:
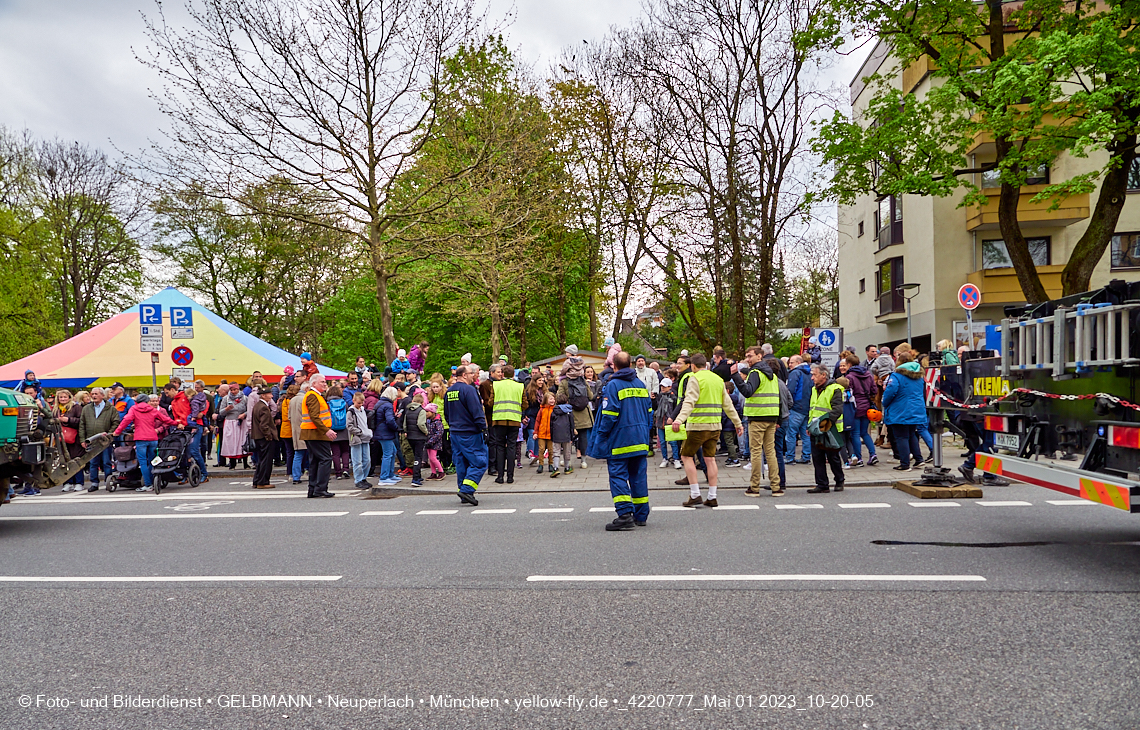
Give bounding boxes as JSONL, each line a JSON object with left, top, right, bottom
{"left": 153, "top": 474, "right": 164, "bottom": 495}
{"left": 106, "top": 475, "right": 118, "bottom": 493}
{"left": 189, "top": 463, "right": 201, "bottom": 488}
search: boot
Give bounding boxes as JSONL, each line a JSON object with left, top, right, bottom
{"left": 605, "top": 513, "right": 636, "bottom": 531}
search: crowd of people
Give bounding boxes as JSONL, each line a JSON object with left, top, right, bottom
{"left": 7, "top": 334, "right": 1007, "bottom": 512}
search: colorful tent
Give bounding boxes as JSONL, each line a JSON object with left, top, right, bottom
{"left": 0, "top": 288, "right": 344, "bottom": 389}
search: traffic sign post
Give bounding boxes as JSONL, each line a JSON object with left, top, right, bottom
{"left": 171, "top": 346, "right": 194, "bottom": 367}
{"left": 958, "top": 283, "right": 982, "bottom": 352}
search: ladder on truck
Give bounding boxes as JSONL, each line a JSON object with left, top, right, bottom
{"left": 1001, "top": 302, "right": 1140, "bottom": 379}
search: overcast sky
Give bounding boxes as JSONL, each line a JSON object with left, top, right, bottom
{"left": 0, "top": 0, "right": 867, "bottom": 156}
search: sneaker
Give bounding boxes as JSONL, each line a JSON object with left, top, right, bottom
{"left": 62, "top": 485, "right": 73, "bottom": 493}
{"left": 772, "top": 489, "right": 786, "bottom": 496}
{"left": 703, "top": 498, "right": 718, "bottom": 507}
{"left": 659, "top": 459, "right": 668, "bottom": 468}
{"left": 842, "top": 462, "right": 851, "bottom": 469}
{"left": 605, "top": 513, "right": 636, "bottom": 531}
{"left": 806, "top": 486, "right": 830, "bottom": 494}
{"left": 445, "top": 466, "right": 456, "bottom": 475}
{"left": 136, "top": 486, "right": 154, "bottom": 492}
{"left": 564, "top": 467, "right": 574, "bottom": 475}
{"left": 849, "top": 459, "right": 865, "bottom": 467}
{"left": 725, "top": 459, "right": 741, "bottom": 468}
{"left": 428, "top": 473, "right": 445, "bottom": 481}
{"left": 682, "top": 495, "right": 703, "bottom": 508}
{"left": 982, "top": 475, "right": 1012, "bottom": 486}
{"left": 744, "top": 487, "right": 761, "bottom": 497}
{"left": 380, "top": 478, "right": 400, "bottom": 486}
{"left": 88, "top": 483, "right": 99, "bottom": 492}
{"left": 580, "top": 460, "right": 587, "bottom": 469}
{"left": 892, "top": 465, "right": 912, "bottom": 472}
{"left": 673, "top": 460, "right": 683, "bottom": 470}
{"left": 410, "top": 480, "right": 424, "bottom": 487}
{"left": 550, "top": 469, "right": 561, "bottom": 478}
{"left": 537, "top": 466, "right": 544, "bottom": 474}
{"left": 868, "top": 455, "right": 879, "bottom": 466}
{"left": 743, "top": 462, "right": 752, "bottom": 470}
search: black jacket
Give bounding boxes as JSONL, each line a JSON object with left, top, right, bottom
{"left": 731, "top": 361, "right": 780, "bottom": 423}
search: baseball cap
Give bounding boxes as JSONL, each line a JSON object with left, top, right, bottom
{"left": 451, "top": 365, "right": 457, "bottom": 371}
{"left": 660, "top": 378, "right": 672, "bottom": 388}
{"left": 111, "top": 382, "right": 124, "bottom": 390}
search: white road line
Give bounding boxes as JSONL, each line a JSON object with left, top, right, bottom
{"left": 589, "top": 507, "right": 612, "bottom": 512}
{"left": 416, "top": 510, "right": 458, "bottom": 515}
{"left": 472, "top": 509, "right": 516, "bottom": 514}
{"left": 1046, "top": 500, "right": 1095, "bottom": 506}
{"left": 530, "top": 508, "right": 574, "bottom": 513}
{"left": 20, "top": 491, "right": 329, "bottom": 504}
{"left": 774, "top": 504, "right": 824, "bottom": 510}
{"left": 0, "top": 512, "right": 349, "bottom": 521}
{"left": 908, "top": 501, "right": 961, "bottom": 507}
{"left": 838, "top": 503, "right": 891, "bottom": 509}
{"left": 711, "top": 504, "right": 760, "bottom": 510}
{"left": 0, "top": 576, "right": 341, "bottom": 583}
{"left": 977, "top": 501, "right": 1033, "bottom": 507}
{"left": 360, "top": 510, "right": 404, "bottom": 516}
{"left": 527, "top": 574, "right": 986, "bottom": 583}
{"left": 651, "top": 506, "right": 691, "bottom": 511}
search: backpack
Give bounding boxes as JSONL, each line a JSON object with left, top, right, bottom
{"left": 567, "top": 377, "right": 589, "bottom": 411}
{"left": 328, "top": 397, "right": 348, "bottom": 431}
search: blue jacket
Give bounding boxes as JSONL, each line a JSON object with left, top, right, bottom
{"left": 389, "top": 357, "right": 414, "bottom": 375}
{"left": 444, "top": 381, "right": 486, "bottom": 435}
{"left": 881, "top": 363, "right": 927, "bottom": 426}
{"left": 372, "top": 397, "right": 399, "bottom": 441}
{"left": 786, "top": 364, "right": 812, "bottom": 415}
{"left": 588, "top": 368, "right": 652, "bottom": 460}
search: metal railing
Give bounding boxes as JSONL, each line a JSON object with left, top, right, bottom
{"left": 1001, "top": 302, "right": 1140, "bottom": 378}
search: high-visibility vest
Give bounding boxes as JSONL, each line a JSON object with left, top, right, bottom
{"left": 688, "top": 369, "right": 726, "bottom": 426}
{"left": 810, "top": 382, "right": 843, "bottom": 432}
{"left": 743, "top": 370, "right": 780, "bottom": 417}
{"left": 300, "top": 391, "right": 331, "bottom": 430}
{"left": 491, "top": 379, "right": 524, "bottom": 423}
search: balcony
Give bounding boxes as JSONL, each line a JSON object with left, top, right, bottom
{"left": 903, "top": 56, "right": 935, "bottom": 93}
{"left": 965, "top": 187, "right": 1089, "bottom": 231}
{"left": 966, "top": 265, "right": 1065, "bottom": 304}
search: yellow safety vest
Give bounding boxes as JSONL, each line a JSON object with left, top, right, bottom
{"left": 300, "top": 391, "right": 331, "bottom": 430}
{"left": 491, "top": 379, "right": 524, "bottom": 423}
{"left": 688, "top": 370, "right": 726, "bottom": 426}
{"left": 743, "top": 370, "right": 780, "bottom": 417}
{"left": 809, "top": 382, "right": 843, "bottom": 432}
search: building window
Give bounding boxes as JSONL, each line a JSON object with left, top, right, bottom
{"left": 876, "top": 257, "right": 905, "bottom": 315}
{"left": 859, "top": 278, "right": 866, "bottom": 293}
{"left": 876, "top": 195, "right": 903, "bottom": 249}
{"left": 1111, "top": 233, "right": 1140, "bottom": 269}
{"left": 981, "top": 237, "right": 1050, "bottom": 270}
{"left": 1128, "top": 158, "right": 1140, "bottom": 192}
{"left": 981, "top": 164, "right": 1049, "bottom": 189}
{"left": 858, "top": 220, "right": 864, "bottom": 237}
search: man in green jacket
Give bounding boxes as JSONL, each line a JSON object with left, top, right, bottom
{"left": 79, "top": 387, "right": 120, "bottom": 491}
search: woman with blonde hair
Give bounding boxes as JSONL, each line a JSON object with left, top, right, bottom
{"left": 52, "top": 389, "right": 86, "bottom": 492}
{"left": 937, "top": 339, "right": 960, "bottom": 365}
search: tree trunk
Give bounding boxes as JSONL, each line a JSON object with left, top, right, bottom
{"left": 373, "top": 265, "right": 397, "bottom": 362}
{"left": 994, "top": 137, "right": 1048, "bottom": 304}
{"left": 518, "top": 294, "right": 527, "bottom": 365}
{"left": 1062, "top": 138, "right": 1137, "bottom": 296}
{"left": 490, "top": 306, "right": 502, "bottom": 361}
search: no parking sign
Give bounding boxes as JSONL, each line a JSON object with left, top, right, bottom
{"left": 171, "top": 346, "right": 194, "bottom": 366}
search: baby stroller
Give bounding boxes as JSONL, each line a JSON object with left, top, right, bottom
{"left": 151, "top": 429, "right": 202, "bottom": 495}
{"left": 106, "top": 437, "right": 142, "bottom": 493}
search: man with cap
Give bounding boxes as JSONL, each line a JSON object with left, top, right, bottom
{"left": 299, "top": 375, "right": 336, "bottom": 498}
{"left": 589, "top": 351, "right": 653, "bottom": 531}
{"left": 250, "top": 385, "right": 278, "bottom": 489}
{"left": 444, "top": 365, "right": 488, "bottom": 505}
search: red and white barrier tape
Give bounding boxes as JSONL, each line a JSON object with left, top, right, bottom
{"left": 926, "top": 386, "right": 1140, "bottom": 413}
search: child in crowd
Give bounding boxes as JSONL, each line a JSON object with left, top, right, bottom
{"left": 533, "top": 392, "right": 555, "bottom": 474}
{"left": 655, "top": 377, "right": 681, "bottom": 468}
{"left": 423, "top": 403, "right": 445, "bottom": 481}
{"left": 549, "top": 393, "right": 577, "bottom": 478}
{"left": 346, "top": 392, "right": 373, "bottom": 489}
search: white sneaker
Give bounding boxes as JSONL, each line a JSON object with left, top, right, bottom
{"left": 743, "top": 462, "right": 752, "bottom": 470}
{"left": 581, "top": 460, "right": 587, "bottom": 469}
{"left": 659, "top": 459, "right": 668, "bottom": 468}
{"left": 63, "top": 485, "right": 74, "bottom": 492}
{"left": 136, "top": 486, "right": 153, "bottom": 492}
{"left": 673, "top": 460, "right": 683, "bottom": 470}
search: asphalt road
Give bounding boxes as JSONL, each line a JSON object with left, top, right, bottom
{"left": 1, "top": 483, "right": 1137, "bottom": 729}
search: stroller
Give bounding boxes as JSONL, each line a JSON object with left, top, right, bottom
{"left": 150, "top": 429, "right": 202, "bottom": 495}
{"left": 107, "top": 437, "right": 142, "bottom": 492}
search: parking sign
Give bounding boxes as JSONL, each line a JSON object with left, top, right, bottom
{"left": 170, "top": 307, "right": 193, "bottom": 327}
{"left": 140, "top": 304, "right": 163, "bottom": 325}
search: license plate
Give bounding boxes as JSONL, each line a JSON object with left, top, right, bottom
{"left": 993, "top": 432, "right": 1019, "bottom": 451}
{"left": 151, "top": 456, "right": 163, "bottom": 466}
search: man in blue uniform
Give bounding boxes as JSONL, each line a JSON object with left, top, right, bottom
{"left": 589, "top": 351, "right": 653, "bottom": 531}
{"left": 444, "top": 365, "right": 489, "bottom": 506}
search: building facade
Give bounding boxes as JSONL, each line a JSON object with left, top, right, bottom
{"left": 838, "top": 41, "right": 1140, "bottom": 355}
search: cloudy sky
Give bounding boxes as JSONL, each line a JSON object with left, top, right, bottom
{"left": 0, "top": 0, "right": 867, "bottom": 157}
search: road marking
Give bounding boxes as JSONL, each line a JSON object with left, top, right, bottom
{"left": 977, "top": 501, "right": 1033, "bottom": 507}
{"left": 20, "top": 492, "right": 330, "bottom": 504}
{"left": 589, "top": 507, "right": 612, "bottom": 512}
{"left": 360, "top": 510, "right": 404, "bottom": 516}
{"left": 530, "top": 508, "right": 574, "bottom": 513}
{"left": 0, "top": 575, "right": 341, "bottom": 583}
{"left": 651, "top": 506, "right": 690, "bottom": 511}
{"left": 527, "top": 574, "right": 986, "bottom": 583}
{"left": 838, "top": 503, "right": 891, "bottom": 509}
{"left": 472, "top": 509, "right": 516, "bottom": 514}
{"left": 711, "top": 504, "right": 759, "bottom": 510}
{"left": 1046, "top": 500, "right": 1095, "bottom": 506}
{"left": 775, "top": 504, "right": 824, "bottom": 510}
{"left": 0, "top": 512, "right": 349, "bottom": 521}
{"left": 908, "top": 502, "right": 961, "bottom": 507}
{"left": 416, "top": 510, "right": 458, "bottom": 515}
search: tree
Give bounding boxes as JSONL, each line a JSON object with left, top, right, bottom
{"left": 814, "top": 0, "right": 1140, "bottom": 301}
{"left": 142, "top": 0, "right": 483, "bottom": 360}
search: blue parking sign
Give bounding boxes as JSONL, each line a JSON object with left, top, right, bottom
{"left": 140, "top": 304, "right": 162, "bottom": 325}
{"left": 170, "top": 307, "right": 193, "bottom": 327}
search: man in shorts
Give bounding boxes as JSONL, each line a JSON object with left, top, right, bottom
{"left": 671, "top": 353, "right": 742, "bottom": 508}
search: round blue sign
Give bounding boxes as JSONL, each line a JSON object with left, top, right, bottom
{"left": 818, "top": 330, "right": 836, "bottom": 347}
{"left": 171, "top": 346, "right": 194, "bottom": 366}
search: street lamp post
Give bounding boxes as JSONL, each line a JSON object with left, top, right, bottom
{"left": 897, "top": 282, "right": 921, "bottom": 344}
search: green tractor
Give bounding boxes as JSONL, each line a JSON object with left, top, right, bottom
{"left": 0, "top": 387, "right": 112, "bottom": 503}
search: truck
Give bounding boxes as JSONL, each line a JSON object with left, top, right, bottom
{"left": 0, "top": 387, "right": 112, "bottom": 504}
{"left": 926, "top": 279, "right": 1140, "bottom": 513}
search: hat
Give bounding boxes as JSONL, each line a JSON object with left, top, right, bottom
{"left": 660, "top": 377, "right": 673, "bottom": 388}
{"left": 635, "top": 354, "right": 646, "bottom": 362}
{"left": 808, "top": 336, "right": 818, "bottom": 345}
{"left": 461, "top": 353, "right": 472, "bottom": 362}
{"left": 111, "top": 382, "right": 124, "bottom": 390}
{"left": 564, "top": 344, "right": 578, "bottom": 356}
{"left": 256, "top": 385, "right": 273, "bottom": 395}
{"left": 603, "top": 336, "right": 615, "bottom": 347}
{"left": 423, "top": 402, "right": 438, "bottom": 415}
{"left": 451, "top": 365, "right": 458, "bottom": 371}
{"left": 498, "top": 354, "right": 508, "bottom": 362}
{"left": 680, "top": 349, "right": 689, "bottom": 357}
{"left": 300, "top": 352, "right": 312, "bottom": 361}
{"left": 395, "top": 382, "right": 407, "bottom": 391}
{"left": 283, "top": 366, "right": 295, "bottom": 376}
{"left": 398, "top": 348, "right": 407, "bottom": 357}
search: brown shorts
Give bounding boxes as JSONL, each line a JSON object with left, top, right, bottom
{"left": 680, "top": 429, "right": 720, "bottom": 458}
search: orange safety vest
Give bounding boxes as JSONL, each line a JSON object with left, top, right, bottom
{"left": 300, "top": 391, "right": 331, "bottom": 430}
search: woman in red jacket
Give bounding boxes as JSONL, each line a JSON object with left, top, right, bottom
{"left": 114, "top": 394, "right": 176, "bottom": 492}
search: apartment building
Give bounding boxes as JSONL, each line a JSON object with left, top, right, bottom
{"left": 837, "top": 41, "right": 1140, "bottom": 355}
